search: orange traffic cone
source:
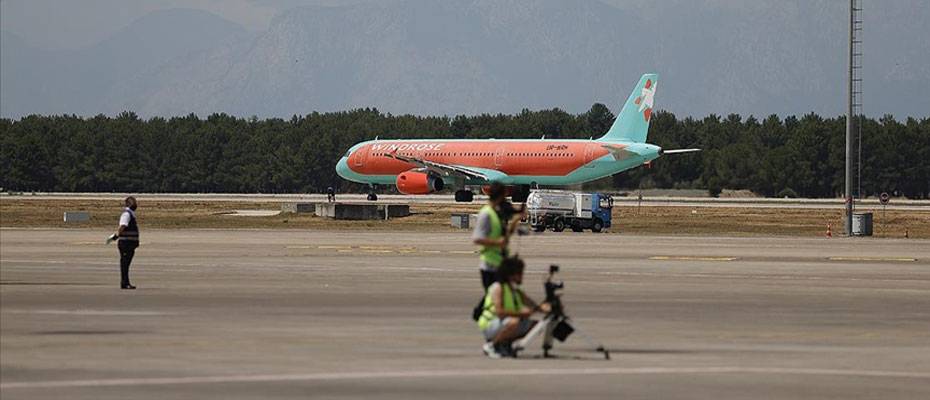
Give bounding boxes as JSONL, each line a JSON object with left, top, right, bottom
{"left": 826, "top": 224, "right": 832, "bottom": 238}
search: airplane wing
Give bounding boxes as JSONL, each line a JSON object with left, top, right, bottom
{"left": 385, "top": 152, "right": 506, "bottom": 181}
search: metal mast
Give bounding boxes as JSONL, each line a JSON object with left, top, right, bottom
{"left": 846, "top": 0, "right": 862, "bottom": 235}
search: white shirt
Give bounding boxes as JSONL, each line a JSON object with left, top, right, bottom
{"left": 119, "top": 208, "right": 136, "bottom": 227}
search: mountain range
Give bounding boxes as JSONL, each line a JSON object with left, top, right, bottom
{"left": 2, "top": 0, "right": 928, "bottom": 119}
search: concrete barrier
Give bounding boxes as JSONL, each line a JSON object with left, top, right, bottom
{"left": 281, "top": 203, "right": 316, "bottom": 213}
{"left": 451, "top": 213, "right": 470, "bottom": 228}
{"left": 63, "top": 211, "right": 90, "bottom": 223}
{"left": 315, "top": 203, "right": 410, "bottom": 220}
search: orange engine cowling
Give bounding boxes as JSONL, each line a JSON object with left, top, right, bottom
{"left": 396, "top": 171, "right": 444, "bottom": 195}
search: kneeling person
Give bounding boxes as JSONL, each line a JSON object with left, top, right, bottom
{"left": 478, "top": 257, "right": 549, "bottom": 358}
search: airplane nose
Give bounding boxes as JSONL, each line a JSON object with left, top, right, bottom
{"left": 336, "top": 157, "right": 349, "bottom": 178}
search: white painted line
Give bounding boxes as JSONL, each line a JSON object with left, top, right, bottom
{"left": 828, "top": 257, "right": 917, "bottom": 262}
{"left": 3, "top": 367, "right": 928, "bottom": 389}
{"left": 650, "top": 256, "right": 738, "bottom": 261}
{"left": 4, "top": 309, "right": 175, "bottom": 316}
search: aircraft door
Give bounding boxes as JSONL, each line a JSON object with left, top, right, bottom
{"left": 494, "top": 147, "right": 505, "bottom": 169}
{"left": 584, "top": 144, "right": 596, "bottom": 168}
{"left": 354, "top": 145, "right": 369, "bottom": 167}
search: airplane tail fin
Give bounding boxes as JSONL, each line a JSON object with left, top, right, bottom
{"left": 597, "top": 73, "right": 658, "bottom": 143}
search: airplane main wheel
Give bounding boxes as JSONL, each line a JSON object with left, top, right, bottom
{"left": 552, "top": 218, "right": 565, "bottom": 232}
{"left": 454, "top": 190, "right": 474, "bottom": 202}
{"left": 511, "top": 185, "right": 531, "bottom": 203}
{"left": 591, "top": 219, "right": 603, "bottom": 233}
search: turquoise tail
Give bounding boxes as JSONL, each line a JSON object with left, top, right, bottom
{"left": 597, "top": 73, "right": 658, "bottom": 143}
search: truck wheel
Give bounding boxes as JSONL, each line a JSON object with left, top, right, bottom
{"left": 591, "top": 219, "right": 603, "bottom": 233}
{"left": 533, "top": 225, "right": 546, "bottom": 233}
{"left": 552, "top": 218, "right": 565, "bottom": 232}
{"left": 571, "top": 221, "right": 583, "bottom": 232}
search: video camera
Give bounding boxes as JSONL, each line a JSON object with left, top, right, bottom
{"left": 497, "top": 200, "right": 523, "bottom": 221}
{"left": 498, "top": 200, "right": 529, "bottom": 236}
{"left": 544, "top": 265, "right": 564, "bottom": 305}
{"left": 543, "top": 265, "right": 572, "bottom": 342}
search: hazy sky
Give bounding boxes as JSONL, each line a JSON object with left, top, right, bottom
{"left": 3, "top": 0, "right": 646, "bottom": 49}
{"left": 2, "top": 0, "right": 928, "bottom": 118}
{"left": 0, "top": 0, "right": 386, "bottom": 49}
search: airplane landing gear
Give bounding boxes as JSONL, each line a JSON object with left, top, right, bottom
{"left": 454, "top": 190, "right": 474, "bottom": 202}
{"left": 511, "top": 185, "right": 531, "bottom": 203}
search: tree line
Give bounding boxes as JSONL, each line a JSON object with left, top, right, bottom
{"left": 1, "top": 107, "right": 927, "bottom": 198}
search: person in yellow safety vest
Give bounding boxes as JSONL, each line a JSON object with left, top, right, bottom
{"left": 479, "top": 257, "right": 550, "bottom": 358}
{"left": 472, "top": 183, "right": 525, "bottom": 321}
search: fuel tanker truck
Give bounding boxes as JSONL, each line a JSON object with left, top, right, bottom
{"left": 525, "top": 190, "right": 613, "bottom": 233}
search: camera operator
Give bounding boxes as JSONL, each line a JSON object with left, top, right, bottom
{"left": 471, "top": 183, "right": 526, "bottom": 320}
{"left": 477, "top": 257, "right": 550, "bottom": 358}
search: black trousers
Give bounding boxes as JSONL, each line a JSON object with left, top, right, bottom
{"left": 118, "top": 241, "right": 138, "bottom": 285}
{"left": 473, "top": 269, "right": 499, "bottom": 321}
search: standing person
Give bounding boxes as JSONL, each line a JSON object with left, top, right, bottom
{"left": 326, "top": 186, "right": 336, "bottom": 202}
{"left": 109, "top": 196, "right": 140, "bottom": 289}
{"left": 471, "top": 183, "right": 524, "bottom": 320}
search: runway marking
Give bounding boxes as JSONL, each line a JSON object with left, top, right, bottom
{"left": 650, "top": 256, "right": 738, "bottom": 262}
{"left": 828, "top": 256, "right": 917, "bottom": 262}
{"left": 4, "top": 309, "right": 175, "bottom": 316}
{"left": 3, "top": 366, "right": 928, "bottom": 389}
{"left": 279, "top": 246, "right": 479, "bottom": 256}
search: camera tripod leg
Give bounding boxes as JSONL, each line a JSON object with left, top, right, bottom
{"left": 512, "top": 315, "right": 555, "bottom": 357}
{"left": 564, "top": 318, "right": 610, "bottom": 360}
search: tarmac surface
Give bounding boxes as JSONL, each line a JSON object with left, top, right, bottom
{"left": 2, "top": 229, "right": 929, "bottom": 399}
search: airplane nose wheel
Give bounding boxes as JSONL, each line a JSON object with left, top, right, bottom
{"left": 367, "top": 184, "right": 379, "bottom": 201}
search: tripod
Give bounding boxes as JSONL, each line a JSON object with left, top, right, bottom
{"left": 512, "top": 266, "right": 610, "bottom": 360}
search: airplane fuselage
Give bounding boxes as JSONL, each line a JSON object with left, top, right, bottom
{"left": 336, "top": 138, "right": 661, "bottom": 187}
{"left": 335, "top": 73, "right": 696, "bottom": 195}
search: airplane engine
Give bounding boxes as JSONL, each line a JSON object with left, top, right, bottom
{"left": 396, "top": 171, "right": 444, "bottom": 194}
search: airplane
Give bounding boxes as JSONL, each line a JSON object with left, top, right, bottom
{"left": 336, "top": 74, "right": 699, "bottom": 202}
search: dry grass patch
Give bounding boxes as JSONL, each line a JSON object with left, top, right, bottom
{"left": 1, "top": 198, "right": 927, "bottom": 238}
